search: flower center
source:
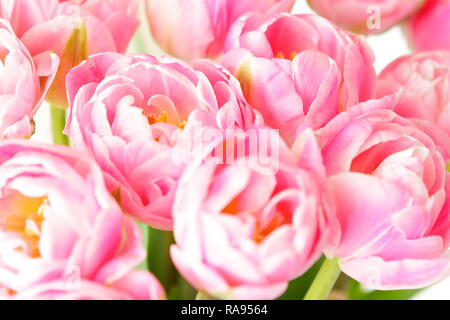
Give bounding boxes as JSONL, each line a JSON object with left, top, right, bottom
{"left": 275, "top": 51, "right": 298, "bottom": 61}
{"left": 0, "top": 48, "right": 9, "bottom": 65}
{"left": 253, "top": 214, "right": 290, "bottom": 243}
{"left": 146, "top": 110, "right": 168, "bottom": 125}
{"left": 222, "top": 198, "right": 291, "bottom": 243}
{"left": 144, "top": 110, "right": 187, "bottom": 130}
{"left": 0, "top": 191, "right": 47, "bottom": 258}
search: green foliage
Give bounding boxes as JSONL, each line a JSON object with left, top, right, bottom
{"left": 279, "top": 256, "right": 325, "bottom": 300}
{"left": 347, "top": 280, "right": 422, "bottom": 300}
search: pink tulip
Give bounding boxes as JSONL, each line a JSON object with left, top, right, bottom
{"left": 222, "top": 13, "right": 376, "bottom": 144}
{"left": 307, "top": 0, "right": 422, "bottom": 34}
{"left": 405, "top": 0, "right": 450, "bottom": 51}
{"left": 0, "top": 140, "right": 165, "bottom": 300}
{"left": 316, "top": 96, "right": 450, "bottom": 290}
{"left": 0, "top": 19, "right": 58, "bottom": 139}
{"left": 171, "top": 127, "right": 330, "bottom": 299}
{"left": 65, "top": 52, "right": 260, "bottom": 230}
{"left": 377, "top": 50, "right": 450, "bottom": 161}
{"left": 145, "top": 0, "right": 295, "bottom": 61}
{"left": 0, "top": 0, "right": 139, "bottom": 108}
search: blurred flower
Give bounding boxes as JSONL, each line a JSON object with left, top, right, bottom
{"left": 0, "top": 140, "right": 165, "bottom": 300}
{"left": 145, "top": 0, "right": 294, "bottom": 60}
{"left": 377, "top": 50, "right": 450, "bottom": 161}
{"left": 405, "top": 0, "right": 450, "bottom": 51}
{"left": 0, "top": 19, "right": 58, "bottom": 139}
{"left": 222, "top": 13, "right": 376, "bottom": 145}
{"left": 171, "top": 127, "right": 331, "bottom": 299}
{"left": 308, "top": 0, "right": 422, "bottom": 34}
{"left": 64, "top": 53, "right": 260, "bottom": 230}
{"left": 0, "top": 0, "right": 139, "bottom": 108}
{"left": 317, "top": 96, "right": 450, "bottom": 290}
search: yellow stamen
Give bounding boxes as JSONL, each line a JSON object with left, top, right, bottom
{"left": 146, "top": 110, "right": 168, "bottom": 125}
{"left": 289, "top": 51, "right": 298, "bottom": 61}
{"left": 253, "top": 214, "right": 288, "bottom": 243}
{"left": 274, "top": 51, "right": 298, "bottom": 61}
{"left": 275, "top": 52, "right": 285, "bottom": 59}
{"left": 1, "top": 194, "right": 46, "bottom": 258}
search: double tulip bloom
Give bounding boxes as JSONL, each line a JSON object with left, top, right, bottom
{"left": 63, "top": 8, "right": 450, "bottom": 297}
{"left": 171, "top": 128, "right": 331, "bottom": 299}
{"left": 64, "top": 52, "right": 261, "bottom": 230}
{"left": 0, "top": 0, "right": 449, "bottom": 301}
{"left": 0, "top": 19, "right": 58, "bottom": 139}
{"left": 0, "top": 140, "right": 164, "bottom": 299}
{"left": 377, "top": 50, "right": 450, "bottom": 161}
{"left": 222, "top": 13, "right": 376, "bottom": 144}
{"left": 318, "top": 96, "right": 450, "bottom": 289}
{"left": 0, "top": 0, "right": 139, "bottom": 107}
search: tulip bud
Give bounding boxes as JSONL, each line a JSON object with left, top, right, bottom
{"left": 145, "top": 0, "right": 294, "bottom": 60}
{"left": 405, "top": 0, "right": 450, "bottom": 51}
{"left": 307, "top": 0, "right": 423, "bottom": 34}
{"left": 46, "top": 22, "right": 87, "bottom": 109}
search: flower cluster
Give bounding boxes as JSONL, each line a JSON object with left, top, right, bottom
{"left": 0, "top": 0, "right": 448, "bottom": 300}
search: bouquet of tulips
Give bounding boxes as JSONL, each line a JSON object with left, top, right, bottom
{"left": 0, "top": 0, "right": 448, "bottom": 301}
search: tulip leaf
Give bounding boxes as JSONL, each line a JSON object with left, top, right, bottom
{"left": 362, "top": 289, "right": 422, "bottom": 300}
{"left": 146, "top": 228, "right": 177, "bottom": 290}
{"left": 348, "top": 280, "right": 422, "bottom": 300}
{"left": 141, "top": 226, "right": 196, "bottom": 299}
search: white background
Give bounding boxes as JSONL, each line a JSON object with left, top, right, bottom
{"left": 31, "top": 0, "right": 449, "bottom": 300}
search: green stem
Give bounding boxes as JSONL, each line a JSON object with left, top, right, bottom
{"left": 195, "top": 291, "right": 214, "bottom": 300}
{"left": 50, "top": 106, "right": 69, "bottom": 146}
{"left": 178, "top": 275, "right": 197, "bottom": 300}
{"left": 137, "top": 223, "right": 150, "bottom": 270}
{"left": 146, "top": 228, "right": 177, "bottom": 292}
{"left": 303, "top": 258, "right": 341, "bottom": 300}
